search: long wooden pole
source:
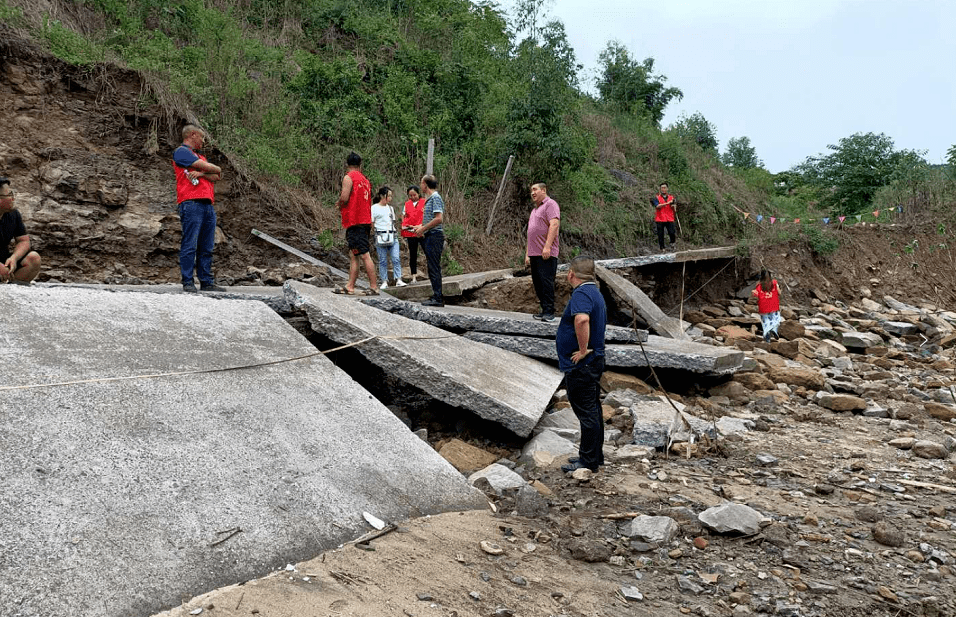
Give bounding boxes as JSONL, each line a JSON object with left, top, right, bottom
{"left": 485, "top": 155, "right": 515, "bottom": 236}
{"left": 426, "top": 138, "right": 435, "bottom": 175}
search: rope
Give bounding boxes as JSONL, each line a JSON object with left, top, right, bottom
{"left": 0, "top": 333, "right": 456, "bottom": 393}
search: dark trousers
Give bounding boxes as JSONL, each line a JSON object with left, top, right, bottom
{"left": 406, "top": 236, "right": 422, "bottom": 274}
{"left": 423, "top": 230, "right": 444, "bottom": 300}
{"left": 178, "top": 200, "right": 216, "bottom": 285}
{"left": 656, "top": 221, "right": 676, "bottom": 249}
{"left": 529, "top": 255, "right": 558, "bottom": 316}
{"left": 566, "top": 356, "right": 605, "bottom": 470}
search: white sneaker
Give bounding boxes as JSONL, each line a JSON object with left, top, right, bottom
{"left": 395, "top": 279, "right": 407, "bottom": 287}
{"left": 410, "top": 276, "right": 417, "bottom": 283}
{"left": 380, "top": 282, "right": 388, "bottom": 289}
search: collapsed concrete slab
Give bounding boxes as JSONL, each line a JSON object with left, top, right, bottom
{"left": 595, "top": 265, "right": 689, "bottom": 340}
{"left": 39, "top": 281, "right": 293, "bottom": 313}
{"left": 383, "top": 268, "right": 513, "bottom": 301}
{"left": 462, "top": 333, "right": 745, "bottom": 375}
{"left": 286, "top": 282, "right": 563, "bottom": 436}
{"left": 628, "top": 395, "right": 717, "bottom": 448}
{"left": 0, "top": 284, "right": 485, "bottom": 617}
{"left": 362, "top": 295, "right": 646, "bottom": 343}
{"left": 557, "top": 247, "right": 737, "bottom": 271}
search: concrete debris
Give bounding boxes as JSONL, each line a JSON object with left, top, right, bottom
{"left": 468, "top": 464, "right": 527, "bottom": 493}
{"left": 519, "top": 430, "right": 577, "bottom": 468}
{"left": 287, "top": 282, "right": 563, "bottom": 437}
{"left": 698, "top": 503, "right": 764, "bottom": 535}
{"left": 620, "top": 515, "right": 679, "bottom": 544}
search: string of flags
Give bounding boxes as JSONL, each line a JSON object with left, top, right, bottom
{"left": 742, "top": 205, "right": 904, "bottom": 226}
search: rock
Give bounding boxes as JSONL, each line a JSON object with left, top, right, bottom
{"left": 519, "top": 430, "right": 577, "bottom": 468}
{"left": 816, "top": 393, "right": 867, "bottom": 412}
{"left": 755, "top": 454, "right": 778, "bottom": 466}
{"left": 912, "top": 440, "right": 949, "bottom": 459}
{"left": 772, "top": 339, "right": 816, "bottom": 360}
{"left": 906, "top": 550, "right": 925, "bottom": 563}
{"left": 888, "top": 437, "right": 916, "bottom": 450}
{"left": 883, "top": 321, "right": 919, "bottom": 336}
{"left": 777, "top": 320, "right": 806, "bottom": 340}
{"left": 600, "top": 371, "right": 654, "bottom": 394}
{"left": 715, "top": 416, "right": 754, "bottom": 435}
{"left": 567, "top": 538, "right": 611, "bottom": 562}
{"left": 860, "top": 298, "right": 884, "bottom": 312}
{"left": 841, "top": 331, "right": 884, "bottom": 350}
{"left": 817, "top": 339, "right": 848, "bottom": 357}
{"left": 620, "top": 586, "right": 643, "bottom": 601}
{"left": 924, "top": 402, "right": 956, "bottom": 421}
{"left": 862, "top": 403, "right": 889, "bottom": 418}
{"left": 480, "top": 540, "right": 505, "bottom": 555}
{"left": 877, "top": 586, "right": 899, "bottom": 603}
{"left": 668, "top": 548, "right": 683, "bottom": 559}
{"left": 708, "top": 381, "right": 751, "bottom": 401}
{"left": 693, "top": 537, "right": 708, "bottom": 549}
{"left": 512, "top": 484, "right": 549, "bottom": 518}
{"left": 677, "top": 575, "right": 705, "bottom": 595}
{"left": 872, "top": 522, "right": 905, "bottom": 547}
{"left": 717, "top": 324, "right": 756, "bottom": 340}
{"left": 468, "top": 464, "right": 527, "bottom": 493}
{"left": 698, "top": 502, "right": 764, "bottom": 535}
{"left": 830, "top": 356, "right": 853, "bottom": 371}
{"left": 608, "top": 444, "right": 656, "bottom": 461}
{"left": 438, "top": 439, "right": 499, "bottom": 473}
{"left": 629, "top": 395, "right": 715, "bottom": 448}
{"left": 620, "top": 516, "right": 680, "bottom": 544}
{"left": 535, "top": 407, "right": 581, "bottom": 440}
{"left": 732, "top": 372, "right": 777, "bottom": 391}
{"left": 767, "top": 367, "right": 826, "bottom": 390}
{"left": 855, "top": 506, "right": 883, "bottom": 523}
{"left": 571, "top": 468, "right": 593, "bottom": 481}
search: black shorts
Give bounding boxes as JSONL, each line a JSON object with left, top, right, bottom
{"left": 345, "top": 224, "right": 371, "bottom": 256}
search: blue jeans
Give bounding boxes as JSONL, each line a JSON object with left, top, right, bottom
{"left": 376, "top": 240, "right": 401, "bottom": 284}
{"left": 178, "top": 200, "right": 216, "bottom": 286}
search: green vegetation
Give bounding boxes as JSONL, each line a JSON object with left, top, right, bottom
{"left": 9, "top": 0, "right": 954, "bottom": 265}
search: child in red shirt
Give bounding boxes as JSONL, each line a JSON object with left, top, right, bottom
{"left": 752, "top": 269, "right": 781, "bottom": 342}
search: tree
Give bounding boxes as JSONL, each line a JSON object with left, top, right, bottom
{"left": 948, "top": 144, "right": 956, "bottom": 178}
{"left": 792, "top": 132, "right": 917, "bottom": 215}
{"left": 722, "top": 136, "right": 762, "bottom": 169}
{"left": 669, "top": 112, "right": 718, "bottom": 153}
{"left": 595, "top": 41, "right": 682, "bottom": 127}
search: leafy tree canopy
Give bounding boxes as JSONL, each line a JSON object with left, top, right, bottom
{"left": 668, "top": 112, "right": 718, "bottom": 153}
{"left": 722, "top": 136, "right": 762, "bottom": 169}
{"left": 595, "top": 41, "right": 682, "bottom": 127}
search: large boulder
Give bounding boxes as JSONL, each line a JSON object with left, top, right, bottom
{"left": 768, "top": 367, "right": 826, "bottom": 390}
{"left": 438, "top": 439, "right": 499, "bottom": 473}
{"left": 468, "top": 463, "right": 527, "bottom": 492}
{"left": 698, "top": 503, "right": 764, "bottom": 535}
{"left": 600, "top": 371, "right": 654, "bottom": 394}
{"left": 841, "top": 331, "right": 884, "bottom": 350}
{"left": 620, "top": 516, "right": 679, "bottom": 544}
{"left": 777, "top": 320, "right": 806, "bottom": 340}
{"left": 883, "top": 321, "right": 919, "bottom": 337}
{"left": 733, "top": 372, "right": 777, "bottom": 392}
{"left": 817, "top": 393, "right": 867, "bottom": 412}
{"left": 520, "top": 430, "right": 577, "bottom": 467}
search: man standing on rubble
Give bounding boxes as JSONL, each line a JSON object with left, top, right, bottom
{"left": 556, "top": 255, "right": 607, "bottom": 474}
{"left": 172, "top": 125, "right": 225, "bottom": 292}
{"left": 525, "top": 182, "right": 561, "bottom": 322}
{"left": 412, "top": 174, "right": 444, "bottom": 307}
{"left": 0, "top": 178, "right": 42, "bottom": 284}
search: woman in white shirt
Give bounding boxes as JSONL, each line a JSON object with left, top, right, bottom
{"left": 371, "top": 186, "right": 406, "bottom": 289}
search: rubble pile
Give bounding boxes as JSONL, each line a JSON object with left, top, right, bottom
{"left": 449, "top": 290, "right": 956, "bottom": 617}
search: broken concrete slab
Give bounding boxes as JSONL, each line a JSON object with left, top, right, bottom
{"left": 286, "top": 282, "right": 563, "bottom": 437}
{"left": 383, "top": 268, "right": 513, "bottom": 300}
{"left": 462, "top": 332, "right": 745, "bottom": 375}
{"left": 629, "top": 395, "right": 717, "bottom": 448}
{"left": 699, "top": 503, "right": 765, "bottom": 535}
{"left": 39, "top": 281, "right": 293, "bottom": 313}
{"left": 520, "top": 429, "right": 578, "bottom": 467}
{"left": 620, "top": 515, "right": 680, "bottom": 544}
{"left": 0, "top": 284, "right": 485, "bottom": 617}
{"left": 558, "top": 246, "right": 736, "bottom": 271}
{"left": 468, "top": 463, "right": 527, "bottom": 493}
{"left": 362, "top": 295, "right": 646, "bottom": 343}
{"left": 536, "top": 406, "right": 582, "bottom": 441}
{"left": 595, "top": 265, "right": 689, "bottom": 340}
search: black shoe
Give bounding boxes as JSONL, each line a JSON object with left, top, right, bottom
{"left": 533, "top": 312, "right": 544, "bottom": 319}
{"left": 567, "top": 456, "right": 580, "bottom": 464}
{"left": 201, "top": 284, "right": 227, "bottom": 292}
{"left": 421, "top": 298, "right": 444, "bottom": 307}
{"left": 183, "top": 283, "right": 198, "bottom": 293}
{"left": 533, "top": 313, "right": 554, "bottom": 322}
{"left": 561, "top": 461, "right": 598, "bottom": 473}
{"left": 771, "top": 330, "right": 780, "bottom": 341}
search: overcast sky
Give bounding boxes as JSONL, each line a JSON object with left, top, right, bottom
{"left": 499, "top": 0, "right": 955, "bottom": 172}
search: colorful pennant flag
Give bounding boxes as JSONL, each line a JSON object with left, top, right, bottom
{"left": 742, "top": 212, "right": 750, "bottom": 221}
{"left": 779, "top": 218, "right": 786, "bottom": 224}
{"left": 897, "top": 205, "right": 903, "bottom": 213}
{"left": 855, "top": 214, "right": 862, "bottom": 222}
{"left": 793, "top": 218, "right": 801, "bottom": 224}
{"left": 872, "top": 210, "right": 880, "bottom": 219}
{"left": 839, "top": 216, "right": 846, "bottom": 223}
{"left": 756, "top": 214, "right": 763, "bottom": 223}
{"left": 770, "top": 217, "right": 776, "bottom": 224}
{"left": 823, "top": 218, "right": 830, "bottom": 224}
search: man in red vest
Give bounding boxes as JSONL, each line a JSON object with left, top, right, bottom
{"left": 333, "top": 152, "right": 378, "bottom": 294}
{"left": 172, "top": 125, "right": 225, "bottom": 292}
{"left": 653, "top": 182, "right": 677, "bottom": 252}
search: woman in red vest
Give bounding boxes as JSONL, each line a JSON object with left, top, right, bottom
{"left": 752, "top": 269, "right": 781, "bottom": 342}
{"left": 401, "top": 185, "right": 425, "bottom": 283}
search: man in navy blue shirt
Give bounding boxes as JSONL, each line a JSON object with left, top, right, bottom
{"left": 0, "top": 178, "right": 42, "bottom": 284}
{"left": 172, "top": 125, "right": 225, "bottom": 292}
{"left": 555, "top": 255, "right": 607, "bottom": 473}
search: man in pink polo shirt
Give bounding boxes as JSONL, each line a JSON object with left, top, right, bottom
{"left": 524, "top": 182, "right": 561, "bottom": 321}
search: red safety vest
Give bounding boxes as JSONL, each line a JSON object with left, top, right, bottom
{"left": 655, "top": 193, "right": 675, "bottom": 223}
{"left": 172, "top": 151, "right": 215, "bottom": 205}
{"left": 753, "top": 280, "right": 780, "bottom": 313}
{"left": 341, "top": 170, "right": 372, "bottom": 228}
{"left": 401, "top": 199, "right": 424, "bottom": 238}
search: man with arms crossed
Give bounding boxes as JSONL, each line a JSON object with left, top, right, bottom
{"left": 172, "top": 125, "right": 225, "bottom": 292}
{"left": 557, "top": 256, "right": 607, "bottom": 474}
{"left": 0, "top": 178, "right": 41, "bottom": 284}
{"left": 333, "top": 152, "right": 378, "bottom": 295}
{"left": 653, "top": 182, "right": 677, "bottom": 253}
{"left": 412, "top": 174, "right": 444, "bottom": 307}
{"left": 525, "top": 182, "right": 560, "bottom": 321}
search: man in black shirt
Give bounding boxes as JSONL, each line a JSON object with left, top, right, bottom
{"left": 0, "top": 178, "right": 42, "bottom": 284}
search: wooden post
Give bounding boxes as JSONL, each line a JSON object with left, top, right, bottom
{"left": 484, "top": 155, "right": 515, "bottom": 236}
{"left": 426, "top": 138, "right": 435, "bottom": 175}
